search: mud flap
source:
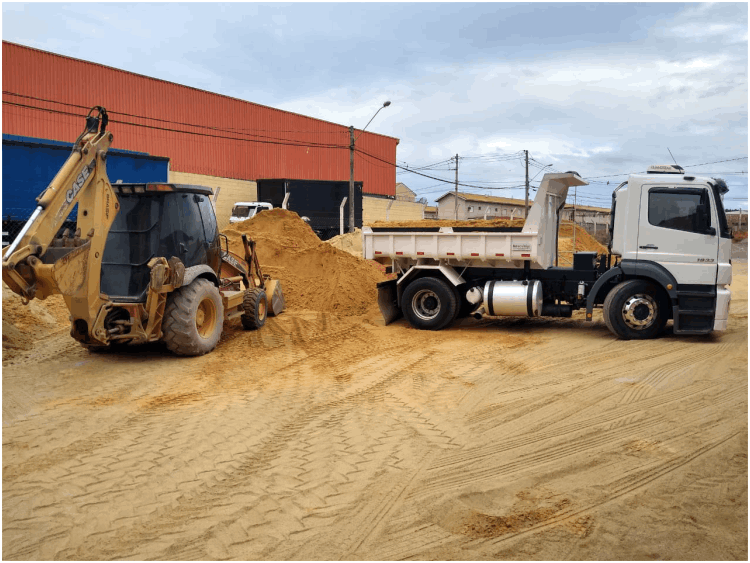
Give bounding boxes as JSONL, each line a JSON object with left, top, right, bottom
{"left": 377, "top": 279, "right": 402, "bottom": 325}
{"left": 265, "top": 279, "right": 285, "bottom": 317}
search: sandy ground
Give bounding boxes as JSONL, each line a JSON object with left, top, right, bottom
{"left": 2, "top": 265, "right": 747, "bottom": 560}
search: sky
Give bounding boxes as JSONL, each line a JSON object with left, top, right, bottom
{"left": 2, "top": 2, "right": 748, "bottom": 209}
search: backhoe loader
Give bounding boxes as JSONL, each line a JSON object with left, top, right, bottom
{"left": 2, "top": 106, "right": 285, "bottom": 356}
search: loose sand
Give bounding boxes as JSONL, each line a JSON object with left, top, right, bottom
{"left": 222, "top": 209, "right": 385, "bottom": 316}
{"left": 2, "top": 211, "right": 746, "bottom": 561}
{"left": 326, "top": 228, "right": 363, "bottom": 258}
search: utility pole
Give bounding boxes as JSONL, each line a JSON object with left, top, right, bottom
{"left": 349, "top": 101, "right": 391, "bottom": 233}
{"left": 349, "top": 126, "right": 355, "bottom": 233}
{"left": 524, "top": 150, "right": 529, "bottom": 218}
{"left": 454, "top": 154, "right": 459, "bottom": 220}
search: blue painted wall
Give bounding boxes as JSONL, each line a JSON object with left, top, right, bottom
{"left": 2, "top": 135, "right": 169, "bottom": 221}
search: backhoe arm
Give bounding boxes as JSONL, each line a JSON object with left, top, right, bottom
{"left": 2, "top": 107, "right": 120, "bottom": 345}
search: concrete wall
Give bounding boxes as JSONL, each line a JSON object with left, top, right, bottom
{"left": 169, "top": 171, "right": 257, "bottom": 230}
{"left": 363, "top": 196, "right": 425, "bottom": 224}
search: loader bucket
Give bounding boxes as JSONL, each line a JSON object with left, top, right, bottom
{"left": 377, "top": 280, "right": 402, "bottom": 325}
{"left": 265, "top": 279, "right": 285, "bottom": 317}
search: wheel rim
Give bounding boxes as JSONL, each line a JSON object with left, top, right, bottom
{"left": 622, "top": 293, "right": 657, "bottom": 330}
{"left": 258, "top": 297, "right": 267, "bottom": 320}
{"left": 196, "top": 296, "right": 218, "bottom": 338}
{"left": 412, "top": 289, "right": 441, "bottom": 321}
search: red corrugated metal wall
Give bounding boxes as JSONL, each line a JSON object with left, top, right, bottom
{"left": 2, "top": 42, "right": 398, "bottom": 197}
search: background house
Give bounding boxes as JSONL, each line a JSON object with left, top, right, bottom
{"left": 435, "top": 191, "right": 611, "bottom": 230}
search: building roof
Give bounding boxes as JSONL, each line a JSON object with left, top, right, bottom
{"left": 435, "top": 191, "right": 610, "bottom": 213}
{"left": 396, "top": 183, "right": 416, "bottom": 197}
{"left": 563, "top": 203, "right": 611, "bottom": 213}
{"left": 434, "top": 191, "right": 528, "bottom": 206}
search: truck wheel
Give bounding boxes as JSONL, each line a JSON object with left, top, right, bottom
{"left": 163, "top": 278, "right": 224, "bottom": 356}
{"left": 241, "top": 287, "right": 267, "bottom": 329}
{"left": 603, "top": 279, "right": 668, "bottom": 340}
{"left": 402, "top": 276, "right": 458, "bottom": 331}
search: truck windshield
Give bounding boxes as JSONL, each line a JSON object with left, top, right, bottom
{"left": 233, "top": 205, "right": 253, "bottom": 218}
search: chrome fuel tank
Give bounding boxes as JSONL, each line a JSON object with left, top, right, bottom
{"left": 482, "top": 280, "right": 543, "bottom": 317}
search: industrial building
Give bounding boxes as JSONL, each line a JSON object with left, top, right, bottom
{"left": 2, "top": 41, "right": 402, "bottom": 230}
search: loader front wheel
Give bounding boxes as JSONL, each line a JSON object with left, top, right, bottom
{"left": 241, "top": 287, "right": 267, "bottom": 330}
{"left": 163, "top": 278, "right": 224, "bottom": 356}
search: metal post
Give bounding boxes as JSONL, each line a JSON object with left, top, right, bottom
{"left": 454, "top": 154, "right": 459, "bottom": 220}
{"left": 572, "top": 186, "right": 577, "bottom": 255}
{"left": 524, "top": 150, "right": 529, "bottom": 218}
{"left": 385, "top": 199, "right": 395, "bottom": 221}
{"left": 349, "top": 126, "right": 355, "bottom": 233}
{"left": 339, "top": 196, "right": 348, "bottom": 235}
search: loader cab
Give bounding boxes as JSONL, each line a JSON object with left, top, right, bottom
{"left": 101, "top": 184, "right": 220, "bottom": 303}
{"left": 610, "top": 166, "right": 731, "bottom": 286}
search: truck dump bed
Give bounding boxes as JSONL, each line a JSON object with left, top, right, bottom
{"left": 363, "top": 173, "right": 589, "bottom": 269}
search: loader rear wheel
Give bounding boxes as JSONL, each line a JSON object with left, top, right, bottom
{"left": 241, "top": 287, "right": 267, "bottom": 330}
{"left": 603, "top": 279, "right": 668, "bottom": 340}
{"left": 163, "top": 278, "right": 224, "bottom": 356}
{"left": 402, "top": 276, "right": 458, "bottom": 331}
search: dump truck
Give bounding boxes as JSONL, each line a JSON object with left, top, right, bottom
{"left": 364, "top": 167, "right": 732, "bottom": 339}
{"left": 2, "top": 106, "right": 284, "bottom": 355}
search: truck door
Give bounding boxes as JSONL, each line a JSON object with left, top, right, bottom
{"left": 637, "top": 185, "right": 718, "bottom": 284}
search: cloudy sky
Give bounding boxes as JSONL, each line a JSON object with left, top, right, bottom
{"left": 3, "top": 2, "right": 748, "bottom": 209}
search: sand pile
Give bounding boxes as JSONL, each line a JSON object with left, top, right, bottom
{"left": 326, "top": 229, "right": 363, "bottom": 258}
{"left": 370, "top": 219, "right": 525, "bottom": 229}
{"left": 222, "top": 209, "right": 386, "bottom": 315}
{"left": 2, "top": 283, "right": 69, "bottom": 360}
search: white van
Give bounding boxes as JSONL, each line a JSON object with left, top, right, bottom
{"left": 229, "top": 201, "right": 274, "bottom": 224}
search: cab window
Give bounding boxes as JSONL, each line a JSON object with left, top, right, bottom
{"left": 648, "top": 188, "right": 710, "bottom": 233}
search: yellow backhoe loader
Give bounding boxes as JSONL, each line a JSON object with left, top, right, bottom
{"left": 2, "top": 106, "right": 284, "bottom": 356}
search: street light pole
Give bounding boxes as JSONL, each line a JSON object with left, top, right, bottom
{"left": 349, "top": 126, "right": 355, "bottom": 233}
{"left": 349, "top": 101, "right": 391, "bottom": 232}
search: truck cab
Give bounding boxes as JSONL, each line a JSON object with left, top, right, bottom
{"left": 609, "top": 164, "right": 732, "bottom": 332}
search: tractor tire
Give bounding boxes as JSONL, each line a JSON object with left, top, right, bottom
{"left": 241, "top": 287, "right": 267, "bottom": 330}
{"left": 603, "top": 279, "right": 668, "bottom": 340}
{"left": 162, "top": 278, "right": 224, "bottom": 356}
{"left": 402, "top": 276, "right": 458, "bottom": 331}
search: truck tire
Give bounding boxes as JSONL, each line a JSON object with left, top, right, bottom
{"left": 603, "top": 279, "right": 668, "bottom": 340}
{"left": 162, "top": 278, "right": 224, "bottom": 356}
{"left": 402, "top": 276, "right": 458, "bottom": 331}
{"left": 241, "top": 287, "right": 267, "bottom": 329}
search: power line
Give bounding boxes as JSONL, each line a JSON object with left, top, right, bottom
{"left": 2, "top": 90, "right": 354, "bottom": 136}
{"left": 5, "top": 91, "right": 747, "bottom": 195}
{"left": 3, "top": 99, "right": 349, "bottom": 151}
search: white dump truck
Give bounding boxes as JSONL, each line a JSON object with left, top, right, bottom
{"left": 363, "top": 166, "right": 733, "bottom": 339}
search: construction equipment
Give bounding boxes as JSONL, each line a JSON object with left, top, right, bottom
{"left": 365, "top": 167, "right": 732, "bottom": 339}
{"left": 2, "top": 106, "right": 285, "bottom": 355}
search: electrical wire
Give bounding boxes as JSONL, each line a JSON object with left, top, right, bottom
{"left": 4, "top": 91, "right": 747, "bottom": 199}
{"left": 3, "top": 99, "right": 349, "bottom": 151}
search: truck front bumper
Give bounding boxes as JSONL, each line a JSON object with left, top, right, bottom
{"left": 713, "top": 287, "right": 731, "bottom": 331}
